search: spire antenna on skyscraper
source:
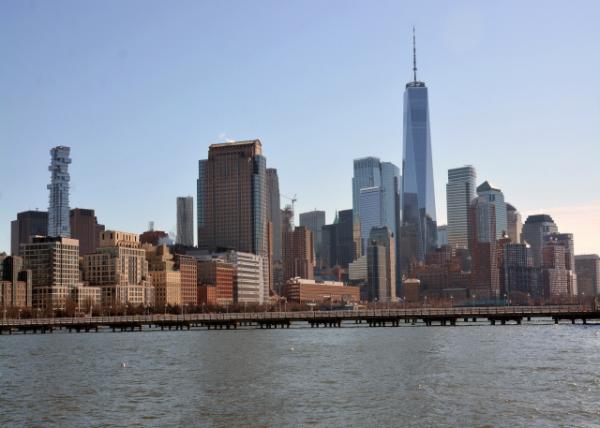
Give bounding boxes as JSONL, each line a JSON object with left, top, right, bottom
{"left": 412, "top": 26, "right": 417, "bottom": 82}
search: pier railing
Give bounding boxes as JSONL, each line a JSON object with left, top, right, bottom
{"left": 0, "top": 305, "right": 596, "bottom": 327}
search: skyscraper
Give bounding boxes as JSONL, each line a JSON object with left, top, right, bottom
{"left": 70, "top": 208, "right": 104, "bottom": 255}
{"left": 401, "top": 29, "right": 437, "bottom": 265}
{"left": 380, "top": 162, "right": 402, "bottom": 239}
{"left": 446, "top": 166, "right": 476, "bottom": 249}
{"left": 469, "top": 195, "right": 500, "bottom": 299}
{"left": 197, "top": 140, "right": 270, "bottom": 297}
{"left": 299, "top": 210, "right": 325, "bottom": 265}
{"left": 476, "top": 181, "right": 507, "bottom": 240}
{"left": 282, "top": 226, "right": 315, "bottom": 282}
{"left": 176, "top": 196, "right": 194, "bottom": 246}
{"left": 352, "top": 157, "right": 381, "bottom": 221}
{"left": 266, "top": 169, "right": 282, "bottom": 262}
{"left": 47, "top": 146, "right": 71, "bottom": 238}
{"left": 352, "top": 158, "right": 401, "bottom": 249}
{"left": 506, "top": 203, "right": 523, "bottom": 244}
{"left": 359, "top": 187, "right": 384, "bottom": 253}
{"left": 10, "top": 210, "right": 48, "bottom": 255}
{"left": 366, "top": 226, "right": 397, "bottom": 301}
{"left": 196, "top": 159, "right": 207, "bottom": 247}
{"left": 521, "top": 215, "right": 558, "bottom": 268}
{"left": 320, "top": 209, "right": 361, "bottom": 270}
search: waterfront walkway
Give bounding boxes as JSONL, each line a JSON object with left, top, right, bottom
{"left": 1, "top": 305, "right": 599, "bottom": 334}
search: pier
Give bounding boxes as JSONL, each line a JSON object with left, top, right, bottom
{"left": 0, "top": 305, "right": 598, "bottom": 335}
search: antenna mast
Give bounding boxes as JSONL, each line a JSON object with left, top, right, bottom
{"left": 412, "top": 26, "right": 417, "bottom": 82}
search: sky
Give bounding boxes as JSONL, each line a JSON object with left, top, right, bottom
{"left": 1, "top": 0, "right": 599, "bottom": 254}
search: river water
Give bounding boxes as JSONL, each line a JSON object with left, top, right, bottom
{"left": 1, "top": 322, "right": 599, "bottom": 427}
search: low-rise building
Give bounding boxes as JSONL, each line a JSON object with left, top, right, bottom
{"left": 402, "top": 278, "right": 421, "bottom": 303}
{"left": 283, "top": 277, "right": 360, "bottom": 304}
{"left": 145, "top": 244, "right": 181, "bottom": 308}
{"left": 213, "top": 251, "right": 265, "bottom": 304}
{"left": 197, "top": 259, "right": 234, "bottom": 305}
{"left": 83, "top": 230, "right": 153, "bottom": 307}
{"left": 197, "top": 284, "right": 217, "bottom": 306}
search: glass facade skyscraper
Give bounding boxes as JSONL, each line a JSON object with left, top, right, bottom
{"left": 352, "top": 157, "right": 381, "bottom": 221}
{"left": 353, "top": 158, "right": 401, "bottom": 258}
{"left": 47, "top": 146, "right": 71, "bottom": 238}
{"left": 401, "top": 36, "right": 437, "bottom": 265}
{"left": 446, "top": 166, "right": 477, "bottom": 249}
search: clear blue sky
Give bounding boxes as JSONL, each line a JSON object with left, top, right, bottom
{"left": 1, "top": 0, "right": 599, "bottom": 254}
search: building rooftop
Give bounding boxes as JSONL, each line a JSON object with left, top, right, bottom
{"left": 525, "top": 214, "right": 555, "bottom": 224}
{"left": 477, "top": 181, "right": 501, "bottom": 193}
{"left": 209, "top": 139, "right": 261, "bottom": 149}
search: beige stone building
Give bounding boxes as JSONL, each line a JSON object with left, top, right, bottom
{"left": 83, "top": 230, "right": 154, "bottom": 307}
{"left": 145, "top": 244, "right": 181, "bottom": 308}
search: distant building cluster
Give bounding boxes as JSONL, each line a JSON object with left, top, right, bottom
{"left": 2, "top": 36, "right": 598, "bottom": 314}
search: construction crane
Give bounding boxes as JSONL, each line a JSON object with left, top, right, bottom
{"left": 280, "top": 193, "right": 297, "bottom": 212}
{"left": 280, "top": 193, "right": 298, "bottom": 229}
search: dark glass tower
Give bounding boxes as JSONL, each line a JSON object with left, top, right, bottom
{"left": 401, "top": 29, "right": 437, "bottom": 268}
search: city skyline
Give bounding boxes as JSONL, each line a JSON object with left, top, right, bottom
{"left": 2, "top": 1, "right": 600, "bottom": 255}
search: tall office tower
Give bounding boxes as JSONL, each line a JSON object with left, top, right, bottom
{"left": 437, "top": 225, "right": 448, "bottom": 247}
{"left": 197, "top": 140, "right": 270, "bottom": 298}
{"left": 176, "top": 196, "right": 194, "bottom": 246}
{"left": 545, "top": 233, "right": 577, "bottom": 295}
{"left": 352, "top": 157, "right": 381, "bottom": 221}
{"left": 380, "top": 162, "right": 402, "bottom": 239}
{"left": 196, "top": 159, "right": 207, "bottom": 247}
{"left": 338, "top": 209, "right": 362, "bottom": 268}
{"left": 506, "top": 203, "right": 523, "bottom": 244}
{"left": 401, "top": 30, "right": 437, "bottom": 266}
{"left": 575, "top": 255, "right": 600, "bottom": 296}
{"left": 83, "top": 230, "right": 154, "bottom": 307}
{"left": 359, "top": 187, "right": 384, "bottom": 253}
{"left": 299, "top": 210, "right": 325, "bottom": 266}
{"left": 501, "top": 243, "right": 541, "bottom": 299}
{"left": 282, "top": 226, "right": 315, "bottom": 282}
{"left": 366, "top": 226, "right": 397, "bottom": 301}
{"left": 47, "top": 146, "right": 71, "bottom": 238}
{"left": 521, "top": 215, "right": 558, "bottom": 267}
{"left": 321, "top": 223, "right": 338, "bottom": 269}
{"left": 352, "top": 159, "right": 401, "bottom": 249}
{"left": 321, "top": 209, "right": 361, "bottom": 270}
{"left": 10, "top": 210, "right": 48, "bottom": 255}
{"left": 266, "top": 169, "right": 282, "bottom": 262}
{"left": 70, "top": 208, "right": 105, "bottom": 255}
{"left": 541, "top": 240, "right": 570, "bottom": 297}
{"left": 476, "top": 181, "right": 507, "bottom": 239}
{"left": 22, "top": 236, "right": 81, "bottom": 309}
{"left": 468, "top": 195, "right": 500, "bottom": 299}
{"left": 446, "top": 166, "right": 476, "bottom": 249}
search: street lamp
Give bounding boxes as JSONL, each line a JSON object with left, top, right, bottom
{"left": 450, "top": 295, "right": 454, "bottom": 308}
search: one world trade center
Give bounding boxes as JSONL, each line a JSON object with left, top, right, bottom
{"left": 400, "top": 28, "right": 437, "bottom": 271}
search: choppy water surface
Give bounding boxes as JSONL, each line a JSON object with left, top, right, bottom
{"left": 1, "top": 323, "right": 600, "bottom": 427}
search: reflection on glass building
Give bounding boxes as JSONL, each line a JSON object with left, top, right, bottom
{"left": 401, "top": 32, "right": 437, "bottom": 269}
